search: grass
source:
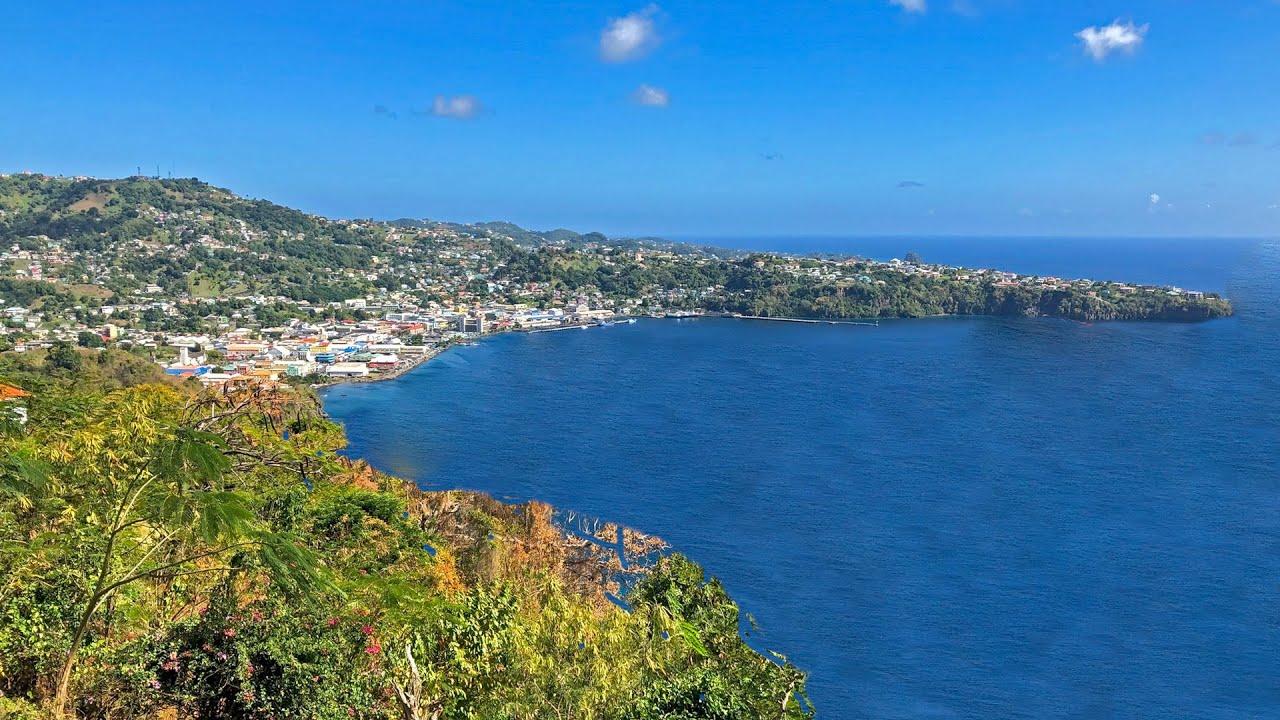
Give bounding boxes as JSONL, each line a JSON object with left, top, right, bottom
{"left": 68, "top": 192, "right": 111, "bottom": 213}
{"left": 187, "top": 274, "right": 247, "bottom": 298}
{"left": 69, "top": 284, "right": 114, "bottom": 300}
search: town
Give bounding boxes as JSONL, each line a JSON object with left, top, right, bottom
{"left": 0, "top": 173, "right": 1232, "bottom": 388}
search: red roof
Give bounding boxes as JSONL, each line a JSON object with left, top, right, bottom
{"left": 0, "top": 384, "right": 31, "bottom": 401}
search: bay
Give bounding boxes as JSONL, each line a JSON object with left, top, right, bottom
{"left": 322, "top": 238, "right": 1280, "bottom": 719}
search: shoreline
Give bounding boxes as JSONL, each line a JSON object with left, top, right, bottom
{"left": 309, "top": 304, "right": 1202, "bottom": 392}
{"left": 311, "top": 344, "right": 446, "bottom": 390}
{"left": 312, "top": 318, "right": 645, "bottom": 390}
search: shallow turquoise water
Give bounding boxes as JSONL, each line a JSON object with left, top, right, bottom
{"left": 322, "top": 239, "right": 1279, "bottom": 719}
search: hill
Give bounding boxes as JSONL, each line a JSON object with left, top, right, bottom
{"left": 0, "top": 172, "right": 1234, "bottom": 331}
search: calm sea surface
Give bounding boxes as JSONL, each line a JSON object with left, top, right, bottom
{"left": 322, "top": 238, "right": 1279, "bottom": 719}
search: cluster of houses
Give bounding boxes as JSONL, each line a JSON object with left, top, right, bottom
{"left": 1, "top": 293, "right": 627, "bottom": 387}
{"left": 150, "top": 302, "right": 622, "bottom": 386}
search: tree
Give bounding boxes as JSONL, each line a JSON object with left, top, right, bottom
{"left": 44, "top": 342, "right": 82, "bottom": 374}
{"left": 76, "top": 331, "right": 105, "bottom": 349}
{"left": 904, "top": 251, "right": 923, "bottom": 265}
{"left": 0, "top": 384, "right": 323, "bottom": 717}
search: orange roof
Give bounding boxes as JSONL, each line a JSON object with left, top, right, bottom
{"left": 0, "top": 384, "right": 31, "bottom": 401}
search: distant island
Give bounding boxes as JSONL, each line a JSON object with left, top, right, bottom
{"left": 0, "top": 173, "right": 1232, "bottom": 365}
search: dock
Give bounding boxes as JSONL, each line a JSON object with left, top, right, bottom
{"left": 729, "top": 314, "right": 879, "bottom": 327}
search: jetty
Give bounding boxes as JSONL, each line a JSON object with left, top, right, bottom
{"left": 729, "top": 314, "right": 879, "bottom": 327}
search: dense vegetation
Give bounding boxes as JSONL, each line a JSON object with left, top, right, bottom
{"left": 0, "top": 350, "right": 812, "bottom": 719}
{"left": 497, "top": 249, "right": 1233, "bottom": 323}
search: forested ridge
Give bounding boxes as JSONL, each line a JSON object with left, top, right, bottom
{"left": 1, "top": 174, "right": 1232, "bottom": 325}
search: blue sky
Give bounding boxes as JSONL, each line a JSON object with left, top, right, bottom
{"left": 2, "top": 1, "right": 1278, "bottom": 237}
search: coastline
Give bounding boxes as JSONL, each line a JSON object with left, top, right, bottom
{"left": 311, "top": 343, "right": 447, "bottom": 389}
{"left": 305, "top": 307, "right": 1138, "bottom": 391}
{"left": 312, "top": 318, "right": 642, "bottom": 390}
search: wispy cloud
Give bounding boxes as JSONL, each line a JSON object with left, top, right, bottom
{"left": 1201, "top": 131, "right": 1266, "bottom": 148}
{"left": 429, "top": 95, "right": 482, "bottom": 120}
{"left": 631, "top": 84, "right": 670, "bottom": 108}
{"left": 373, "top": 104, "right": 399, "bottom": 120}
{"left": 1076, "top": 20, "right": 1149, "bottom": 62}
{"left": 600, "top": 5, "right": 662, "bottom": 63}
{"left": 897, "top": 180, "right": 926, "bottom": 189}
{"left": 1227, "top": 132, "right": 1258, "bottom": 147}
{"left": 890, "top": 0, "right": 927, "bottom": 13}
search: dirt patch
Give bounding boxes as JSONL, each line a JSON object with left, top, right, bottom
{"left": 69, "top": 284, "right": 114, "bottom": 299}
{"left": 69, "top": 192, "right": 110, "bottom": 213}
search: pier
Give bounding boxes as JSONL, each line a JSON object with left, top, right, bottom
{"left": 729, "top": 314, "right": 879, "bottom": 327}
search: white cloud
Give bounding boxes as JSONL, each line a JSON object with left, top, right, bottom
{"left": 891, "top": 0, "right": 927, "bottom": 13}
{"left": 600, "top": 5, "right": 662, "bottom": 63}
{"left": 1076, "top": 20, "right": 1149, "bottom": 62}
{"left": 631, "top": 84, "right": 670, "bottom": 108}
{"left": 1149, "top": 193, "right": 1161, "bottom": 206}
{"left": 430, "top": 95, "right": 481, "bottom": 120}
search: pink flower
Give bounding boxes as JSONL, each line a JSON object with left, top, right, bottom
{"left": 313, "top": 675, "right": 320, "bottom": 683}
{"left": 347, "top": 708, "right": 355, "bottom": 716}
{"left": 360, "top": 625, "right": 374, "bottom": 636}
{"left": 365, "top": 644, "right": 381, "bottom": 655}
{"left": 251, "top": 611, "right": 264, "bottom": 622}
{"left": 198, "top": 607, "right": 208, "bottom": 615}
{"left": 327, "top": 617, "right": 338, "bottom": 627}
{"left": 223, "top": 629, "right": 237, "bottom": 638}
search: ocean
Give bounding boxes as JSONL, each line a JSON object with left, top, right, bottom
{"left": 321, "top": 238, "right": 1279, "bottom": 719}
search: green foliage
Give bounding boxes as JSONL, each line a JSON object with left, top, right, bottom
{"left": 159, "top": 598, "right": 391, "bottom": 720}
{"left": 628, "top": 556, "right": 813, "bottom": 719}
{"left": 44, "top": 341, "right": 82, "bottom": 374}
{"left": 0, "top": 379, "right": 812, "bottom": 719}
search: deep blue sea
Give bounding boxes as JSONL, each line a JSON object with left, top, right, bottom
{"left": 322, "top": 238, "right": 1280, "bottom": 719}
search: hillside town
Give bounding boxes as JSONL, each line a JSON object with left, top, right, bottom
{"left": 0, "top": 174, "right": 1232, "bottom": 388}
{"left": 0, "top": 246, "right": 1218, "bottom": 389}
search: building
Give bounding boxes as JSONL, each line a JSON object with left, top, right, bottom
{"left": 0, "top": 383, "right": 30, "bottom": 426}
{"left": 326, "top": 362, "right": 370, "bottom": 378}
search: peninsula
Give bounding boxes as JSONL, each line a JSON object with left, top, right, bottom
{"left": 0, "top": 173, "right": 1232, "bottom": 385}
